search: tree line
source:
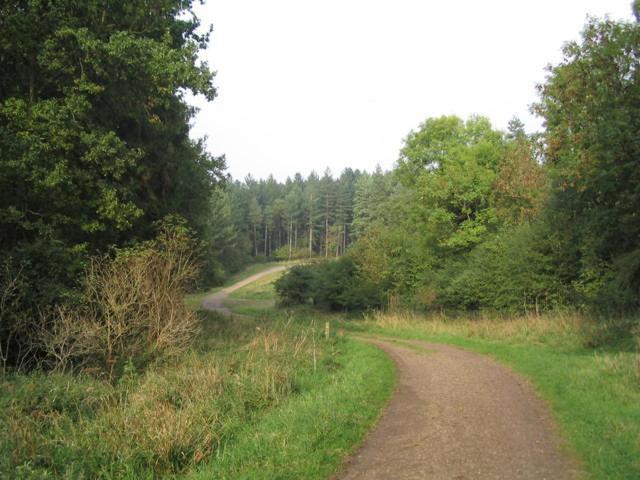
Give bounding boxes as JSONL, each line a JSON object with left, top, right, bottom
{"left": 277, "top": 6, "right": 640, "bottom": 321}
{"left": 2, "top": 2, "right": 639, "bottom": 371}
{"left": 221, "top": 169, "right": 365, "bottom": 261}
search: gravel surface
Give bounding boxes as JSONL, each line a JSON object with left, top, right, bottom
{"left": 337, "top": 337, "right": 582, "bottom": 480}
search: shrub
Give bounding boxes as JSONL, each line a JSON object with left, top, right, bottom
{"left": 441, "top": 223, "right": 566, "bottom": 314}
{"left": 274, "top": 264, "right": 315, "bottom": 306}
{"left": 275, "top": 258, "right": 383, "bottom": 311}
{"left": 40, "top": 225, "right": 200, "bottom": 381}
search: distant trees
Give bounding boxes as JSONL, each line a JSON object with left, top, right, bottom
{"left": 227, "top": 168, "right": 363, "bottom": 260}
{"left": 288, "top": 7, "right": 640, "bottom": 317}
{"left": 277, "top": 113, "right": 557, "bottom": 313}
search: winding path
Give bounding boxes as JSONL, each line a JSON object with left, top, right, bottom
{"left": 200, "top": 265, "right": 287, "bottom": 315}
{"left": 337, "top": 337, "right": 581, "bottom": 480}
{"left": 202, "top": 268, "right": 581, "bottom": 479}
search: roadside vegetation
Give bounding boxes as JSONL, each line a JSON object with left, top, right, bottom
{"left": 224, "top": 268, "right": 640, "bottom": 479}
{"left": 268, "top": 10, "right": 640, "bottom": 478}
{"left": 338, "top": 312, "right": 640, "bottom": 479}
{"left": 0, "top": 263, "right": 394, "bottom": 478}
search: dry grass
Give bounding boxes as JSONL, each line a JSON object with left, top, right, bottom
{"left": 362, "top": 309, "right": 640, "bottom": 387}
{"left": 363, "top": 310, "right": 585, "bottom": 347}
{"left": 1, "top": 316, "right": 325, "bottom": 478}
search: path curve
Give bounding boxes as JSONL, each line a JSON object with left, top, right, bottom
{"left": 338, "top": 337, "right": 581, "bottom": 480}
{"left": 201, "top": 265, "right": 287, "bottom": 315}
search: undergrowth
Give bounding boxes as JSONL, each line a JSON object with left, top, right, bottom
{"left": 0, "top": 263, "right": 395, "bottom": 479}
{"left": 1, "top": 315, "right": 320, "bottom": 478}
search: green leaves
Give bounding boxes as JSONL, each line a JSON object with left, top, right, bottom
{"left": 398, "top": 115, "right": 504, "bottom": 253}
{"left": 0, "top": 1, "right": 224, "bottom": 349}
{"left": 536, "top": 13, "right": 640, "bottom": 310}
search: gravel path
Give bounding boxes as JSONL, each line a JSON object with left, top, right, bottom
{"left": 337, "top": 337, "right": 581, "bottom": 480}
{"left": 201, "top": 265, "right": 287, "bottom": 315}
{"left": 202, "top": 270, "right": 580, "bottom": 479}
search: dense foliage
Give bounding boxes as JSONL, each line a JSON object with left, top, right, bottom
{"left": 0, "top": 1, "right": 238, "bottom": 369}
{"left": 276, "top": 10, "right": 640, "bottom": 320}
{"left": 535, "top": 13, "right": 640, "bottom": 310}
{"left": 274, "top": 258, "right": 382, "bottom": 311}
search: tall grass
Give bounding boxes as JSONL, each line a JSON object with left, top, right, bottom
{"left": 362, "top": 310, "right": 585, "bottom": 347}
{"left": 0, "top": 315, "right": 332, "bottom": 478}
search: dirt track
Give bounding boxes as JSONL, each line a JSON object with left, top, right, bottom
{"left": 200, "top": 265, "right": 287, "bottom": 315}
{"left": 337, "top": 337, "right": 581, "bottom": 480}
{"left": 202, "top": 270, "right": 580, "bottom": 479}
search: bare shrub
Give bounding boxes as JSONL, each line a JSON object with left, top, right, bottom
{"left": 43, "top": 225, "right": 201, "bottom": 380}
{"left": 0, "top": 263, "right": 33, "bottom": 374}
{"left": 37, "top": 306, "right": 98, "bottom": 373}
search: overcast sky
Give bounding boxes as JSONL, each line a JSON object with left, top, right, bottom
{"left": 188, "top": 0, "right": 634, "bottom": 181}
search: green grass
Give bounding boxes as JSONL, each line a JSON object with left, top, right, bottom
{"left": 337, "top": 314, "right": 640, "bottom": 479}
{"left": 196, "top": 272, "right": 640, "bottom": 479}
{"left": 183, "top": 267, "right": 395, "bottom": 479}
{"left": 222, "top": 270, "right": 286, "bottom": 316}
{"left": 1, "top": 263, "right": 396, "bottom": 479}
{"left": 187, "top": 339, "right": 394, "bottom": 480}
{"left": 227, "top": 270, "right": 283, "bottom": 301}
{"left": 184, "top": 261, "right": 289, "bottom": 309}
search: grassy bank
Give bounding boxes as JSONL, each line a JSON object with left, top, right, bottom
{"left": 338, "top": 311, "right": 640, "bottom": 479}
{"left": 188, "top": 339, "right": 393, "bottom": 480}
{"left": 0, "top": 264, "right": 395, "bottom": 479}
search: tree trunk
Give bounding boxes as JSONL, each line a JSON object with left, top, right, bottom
{"left": 264, "top": 224, "right": 268, "bottom": 256}
{"left": 253, "top": 225, "right": 258, "bottom": 256}
{"left": 343, "top": 224, "right": 347, "bottom": 253}
{"left": 309, "top": 194, "right": 313, "bottom": 258}
{"left": 324, "top": 197, "right": 329, "bottom": 257}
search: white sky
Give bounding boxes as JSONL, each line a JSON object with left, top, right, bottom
{"left": 188, "top": 0, "right": 634, "bottom": 181}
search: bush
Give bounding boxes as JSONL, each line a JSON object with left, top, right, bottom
{"left": 39, "top": 224, "right": 200, "bottom": 381}
{"left": 441, "top": 223, "right": 566, "bottom": 313}
{"left": 274, "top": 264, "right": 315, "bottom": 306}
{"left": 275, "top": 258, "right": 383, "bottom": 311}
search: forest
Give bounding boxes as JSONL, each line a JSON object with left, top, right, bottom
{"left": 1, "top": 1, "right": 639, "bottom": 479}
{"left": 271, "top": 14, "right": 640, "bottom": 320}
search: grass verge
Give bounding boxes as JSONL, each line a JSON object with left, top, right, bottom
{"left": 187, "top": 339, "right": 394, "bottom": 480}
